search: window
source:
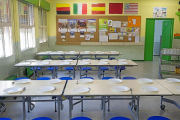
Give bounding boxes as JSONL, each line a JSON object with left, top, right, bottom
{"left": 0, "top": 0, "right": 13, "bottom": 58}
{"left": 19, "top": 2, "right": 35, "bottom": 51}
{"left": 38, "top": 9, "right": 47, "bottom": 44}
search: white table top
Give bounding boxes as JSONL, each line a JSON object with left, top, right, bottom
{"left": 80, "top": 51, "right": 121, "bottom": 55}
{"left": 0, "top": 80, "right": 66, "bottom": 97}
{"left": 156, "top": 80, "right": 180, "bottom": 95}
{"left": 77, "top": 60, "right": 138, "bottom": 66}
{"left": 64, "top": 80, "right": 172, "bottom": 96}
{"left": 37, "top": 51, "right": 79, "bottom": 55}
{"left": 14, "top": 60, "right": 77, "bottom": 67}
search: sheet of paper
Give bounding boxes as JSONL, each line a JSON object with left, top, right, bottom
{"left": 90, "top": 31, "right": 94, "bottom": 38}
{"left": 127, "top": 32, "right": 133, "bottom": 37}
{"left": 108, "top": 20, "right": 112, "bottom": 26}
{"left": 127, "top": 27, "right": 132, "bottom": 32}
{"left": 70, "top": 31, "right": 75, "bottom": 38}
{"left": 118, "top": 32, "right": 127, "bottom": 36}
{"left": 132, "top": 27, "right": 140, "bottom": 32}
{"left": 119, "top": 36, "right": 124, "bottom": 40}
{"left": 85, "top": 34, "right": 90, "bottom": 40}
{"left": 80, "top": 31, "right": 84, "bottom": 37}
{"left": 121, "top": 27, "right": 127, "bottom": 32}
{"left": 133, "top": 32, "right": 139, "bottom": 36}
{"left": 110, "top": 28, "right": 116, "bottom": 33}
{"left": 121, "top": 21, "right": 128, "bottom": 27}
{"left": 109, "top": 33, "right": 118, "bottom": 40}
{"left": 135, "top": 36, "right": 139, "bottom": 42}
{"left": 87, "top": 19, "right": 96, "bottom": 32}
{"left": 58, "top": 19, "right": 67, "bottom": 32}
{"left": 99, "top": 31, "right": 106, "bottom": 36}
{"left": 128, "top": 37, "right": 132, "bottom": 41}
{"left": 99, "top": 36, "right": 108, "bottom": 42}
{"left": 61, "top": 32, "right": 65, "bottom": 38}
{"left": 153, "top": 7, "right": 167, "bottom": 18}
{"left": 112, "top": 21, "right": 121, "bottom": 28}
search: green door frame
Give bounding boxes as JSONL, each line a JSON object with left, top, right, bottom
{"left": 144, "top": 18, "right": 174, "bottom": 61}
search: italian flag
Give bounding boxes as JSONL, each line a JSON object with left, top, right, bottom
{"left": 73, "top": 3, "right": 87, "bottom": 14}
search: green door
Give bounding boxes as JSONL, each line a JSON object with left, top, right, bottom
{"left": 161, "top": 20, "right": 173, "bottom": 61}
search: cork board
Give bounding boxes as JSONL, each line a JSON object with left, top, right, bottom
{"left": 56, "top": 15, "right": 141, "bottom": 45}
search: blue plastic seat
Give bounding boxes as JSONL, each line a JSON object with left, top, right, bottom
{"left": 96, "top": 57, "right": 103, "bottom": 60}
{"left": 110, "top": 117, "right": 130, "bottom": 120}
{"left": 81, "top": 67, "right": 92, "bottom": 77}
{"left": 64, "top": 67, "right": 73, "bottom": 71}
{"left": 59, "top": 77, "right": 72, "bottom": 81}
{"left": 30, "top": 67, "right": 41, "bottom": 71}
{"left": 32, "top": 117, "right": 52, "bottom": 120}
{"left": 81, "top": 77, "right": 94, "bottom": 80}
{"left": 71, "top": 117, "right": 92, "bottom": 120}
{"left": 148, "top": 116, "right": 170, "bottom": 120}
{"left": 82, "top": 57, "right": 91, "bottom": 59}
{"left": 0, "top": 118, "right": 12, "bottom": 120}
{"left": 102, "top": 77, "right": 114, "bottom": 80}
{"left": 44, "top": 57, "right": 53, "bottom": 60}
{"left": 37, "top": 77, "right": 51, "bottom": 80}
{"left": 123, "top": 77, "right": 136, "bottom": 80}
{"left": 47, "top": 67, "right": 58, "bottom": 71}
{"left": 100, "top": 67, "right": 109, "bottom": 77}
{"left": 57, "top": 57, "right": 64, "bottom": 60}
{"left": 70, "top": 57, "right": 78, "bottom": 60}
{"left": 15, "top": 77, "right": 29, "bottom": 80}
{"left": 109, "top": 57, "right": 115, "bottom": 59}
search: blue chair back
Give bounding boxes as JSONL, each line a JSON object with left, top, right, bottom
{"left": 32, "top": 117, "right": 52, "bottom": 120}
{"left": 15, "top": 77, "right": 29, "bottom": 80}
{"left": 59, "top": 77, "right": 72, "bottom": 81}
{"left": 102, "top": 77, "right": 114, "bottom": 80}
{"left": 37, "top": 77, "right": 51, "bottom": 80}
{"left": 110, "top": 117, "right": 130, "bottom": 120}
{"left": 123, "top": 77, "right": 136, "bottom": 80}
{"left": 81, "top": 77, "right": 94, "bottom": 80}
{"left": 148, "top": 116, "right": 170, "bottom": 120}
{"left": 71, "top": 117, "right": 92, "bottom": 120}
{"left": 0, "top": 118, "right": 12, "bottom": 120}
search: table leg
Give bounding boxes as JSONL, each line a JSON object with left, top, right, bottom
{"left": 52, "top": 67, "right": 55, "bottom": 79}
{"left": 79, "top": 67, "right": 81, "bottom": 79}
{"left": 136, "top": 96, "right": 140, "bottom": 120}
{"left": 95, "top": 55, "right": 97, "bottom": 60}
{"left": 58, "top": 97, "right": 60, "bottom": 120}
{"left": 102, "top": 96, "right": 106, "bottom": 120}
{"left": 22, "top": 97, "right": 26, "bottom": 120}
{"left": 98, "top": 67, "right": 100, "bottom": 79}
{"left": 108, "top": 55, "right": 110, "bottom": 59}
{"left": 33, "top": 67, "right": 36, "bottom": 80}
{"left": 116, "top": 66, "right": 118, "bottom": 78}
{"left": 69, "top": 96, "right": 72, "bottom": 120}
{"left": 73, "top": 67, "right": 75, "bottom": 79}
{"left": 118, "top": 66, "right": 121, "bottom": 79}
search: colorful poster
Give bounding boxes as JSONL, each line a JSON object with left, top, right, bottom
{"left": 112, "top": 21, "right": 121, "bottom": 28}
{"left": 85, "top": 34, "right": 90, "bottom": 40}
{"left": 99, "top": 32, "right": 106, "bottom": 36}
{"left": 99, "top": 36, "right": 108, "bottom": 42}
{"left": 73, "top": 3, "right": 87, "bottom": 15}
{"left": 58, "top": 19, "right": 68, "bottom": 32}
{"left": 90, "top": 31, "right": 94, "bottom": 38}
{"left": 127, "top": 32, "right": 133, "bottom": 37}
{"left": 70, "top": 31, "right": 75, "bottom": 38}
{"left": 56, "top": 4, "right": 70, "bottom": 14}
{"left": 77, "top": 19, "right": 86, "bottom": 32}
{"left": 99, "top": 19, "right": 108, "bottom": 31}
{"left": 121, "top": 27, "right": 127, "bottom": 32}
{"left": 110, "top": 28, "right": 116, "bottom": 33}
{"left": 124, "top": 3, "right": 138, "bottom": 14}
{"left": 119, "top": 36, "right": 124, "bottom": 40}
{"left": 127, "top": 27, "right": 132, "bottom": 32}
{"left": 109, "top": 33, "right": 118, "bottom": 40}
{"left": 133, "top": 32, "right": 139, "bottom": 36}
{"left": 61, "top": 32, "right": 65, "bottom": 38}
{"left": 80, "top": 31, "right": 84, "bottom": 37}
{"left": 109, "top": 3, "right": 123, "bottom": 14}
{"left": 122, "top": 21, "right": 128, "bottom": 27}
{"left": 108, "top": 20, "right": 112, "bottom": 26}
{"left": 128, "top": 16, "right": 141, "bottom": 27}
{"left": 87, "top": 19, "right": 96, "bottom": 32}
{"left": 153, "top": 7, "right": 167, "bottom": 18}
{"left": 132, "top": 27, "right": 140, "bottom": 32}
{"left": 68, "top": 19, "right": 77, "bottom": 32}
{"left": 118, "top": 32, "right": 127, "bottom": 36}
{"left": 92, "top": 3, "right": 105, "bottom": 14}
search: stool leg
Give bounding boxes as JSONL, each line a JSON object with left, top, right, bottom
{"left": 41, "top": 67, "right": 43, "bottom": 75}
{"left": 103, "top": 71, "right": 105, "bottom": 77}
{"left": 55, "top": 97, "right": 57, "bottom": 112}
{"left": 108, "top": 96, "right": 110, "bottom": 111}
{"left": 86, "top": 71, "right": 87, "bottom": 77}
{"left": 81, "top": 98, "right": 83, "bottom": 112}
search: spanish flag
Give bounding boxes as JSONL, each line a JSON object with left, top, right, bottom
{"left": 91, "top": 3, "right": 105, "bottom": 14}
{"left": 56, "top": 4, "right": 70, "bottom": 14}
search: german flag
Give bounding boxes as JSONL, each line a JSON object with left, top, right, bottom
{"left": 56, "top": 4, "right": 70, "bottom": 14}
{"left": 91, "top": 3, "right": 105, "bottom": 14}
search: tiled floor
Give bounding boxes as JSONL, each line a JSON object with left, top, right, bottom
{"left": 1, "top": 56, "right": 180, "bottom": 120}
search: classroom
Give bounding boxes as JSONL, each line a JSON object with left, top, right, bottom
{"left": 0, "top": 0, "right": 180, "bottom": 120}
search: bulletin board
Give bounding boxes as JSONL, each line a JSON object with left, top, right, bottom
{"left": 56, "top": 15, "right": 141, "bottom": 45}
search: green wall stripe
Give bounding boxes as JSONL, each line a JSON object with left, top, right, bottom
{"left": 25, "top": 0, "right": 39, "bottom": 6}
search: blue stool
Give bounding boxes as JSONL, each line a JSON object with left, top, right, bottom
{"left": 64, "top": 67, "right": 73, "bottom": 77}
{"left": 70, "top": 57, "right": 78, "bottom": 60}
{"left": 148, "top": 116, "right": 170, "bottom": 120}
{"left": 81, "top": 77, "right": 94, "bottom": 80}
{"left": 95, "top": 57, "right": 103, "bottom": 60}
{"left": 59, "top": 77, "right": 72, "bottom": 81}
{"left": 32, "top": 117, "right": 52, "bottom": 120}
{"left": 82, "top": 57, "right": 91, "bottom": 59}
{"left": 57, "top": 57, "right": 64, "bottom": 60}
{"left": 81, "top": 67, "right": 92, "bottom": 77}
{"left": 47, "top": 67, "right": 58, "bottom": 78}
{"left": 71, "top": 117, "right": 92, "bottom": 120}
{"left": 109, "top": 57, "right": 115, "bottom": 60}
{"left": 44, "top": 57, "right": 53, "bottom": 60}
{"left": 123, "top": 77, "right": 136, "bottom": 80}
{"left": 0, "top": 118, "right": 12, "bottom": 120}
{"left": 37, "top": 77, "right": 51, "bottom": 80}
{"left": 102, "top": 77, "right": 114, "bottom": 80}
{"left": 100, "top": 67, "right": 109, "bottom": 77}
{"left": 15, "top": 77, "right": 29, "bottom": 80}
{"left": 110, "top": 117, "right": 130, "bottom": 120}
{"left": 30, "top": 67, "right": 43, "bottom": 76}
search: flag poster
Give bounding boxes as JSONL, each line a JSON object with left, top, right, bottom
{"left": 109, "top": 3, "right": 123, "bottom": 14}
{"left": 87, "top": 19, "right": 96, "bottom": 32}
{"left": 73, "top": 3, "right": 87, "bottom": 15}
{"left": 91, "top": 3, "right": 105, "bottom": 14}
{"left": 68, "top": 19, "right": 77, "bottom": 32}
{"left": 56, "top": 4, "right": 70, "bottom": 14}
{"left": 77, "top": 19, "right": 86, "bottom": 32}
{"left": 124, "top": 3, "right": 138, "bottom": 14}
{"left": 99, "top": 18, "right": 108, "bottom": 31}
